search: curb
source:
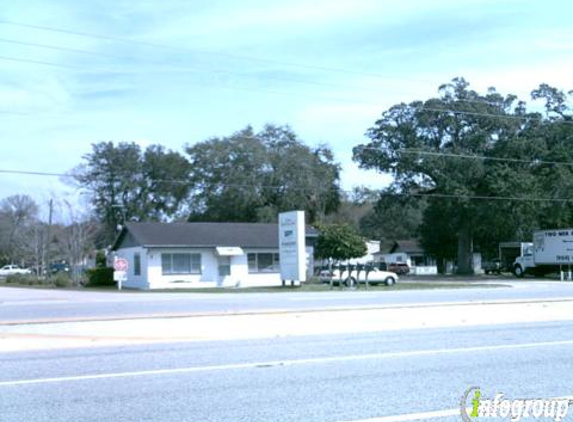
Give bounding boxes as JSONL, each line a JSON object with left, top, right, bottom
{"left": 2, "top": 297, "right": 573, "bottom": 326}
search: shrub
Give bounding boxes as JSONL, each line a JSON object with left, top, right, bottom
{"left": 85, "top": 267, "right": 115, "bottom": 287}
{"left": 2, "top": 274, "right": 49, "bottom": 286}
{"left": 95, "top": 250, "right": 107, "bottom": 268}
{"left": 50, "top": 272, "right": 72, "bottom": 288}
{"left": 6, "top": 274, "right": 35, "bottom": 284}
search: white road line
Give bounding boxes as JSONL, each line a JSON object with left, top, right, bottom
{"left": 336, "top": 396, "right": 573, "bottom": 422}
{"left": 0, "top": 300, "right": 69, "bottom": 306}
{"left": 287, "top": 297, "right": 573, "bottom": 306}
{"left": 334, "top": 408, "right": 460, "bottom": 422}
{"left": 1, "top": 339, "right": 573, "bottom": 387}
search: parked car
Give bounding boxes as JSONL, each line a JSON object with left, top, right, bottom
{"left": 387, "top": 263, "right": 410, "bottom": 275}
{"left": 482, "top": 259, "right": 501, "bottom": 275}
{"left": 319, "top": 267, "right": 399, "bottom": 286}
{"left": 0, "top": 264, "right": 33, "bottom": 277}
{"left": 49, "top": 262, "right": 70, "bottom": 274}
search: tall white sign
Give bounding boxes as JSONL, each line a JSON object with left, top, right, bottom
{"left": 279, "top": 210, "right": 306, "bottom": 282}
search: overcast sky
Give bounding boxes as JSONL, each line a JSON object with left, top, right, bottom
{"left": 1, "top": 0, "right": 572, "bottom": 215}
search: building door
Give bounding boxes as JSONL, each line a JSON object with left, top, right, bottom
{"left": 217, "top": 256, "right": 231, "bottom": 285}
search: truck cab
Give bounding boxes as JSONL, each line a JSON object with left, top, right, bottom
{"left": 513, "top": 244, "right": 534, "bottom": 277}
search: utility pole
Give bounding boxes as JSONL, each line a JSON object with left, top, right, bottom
{"left": 42, "top": 199, "right": 53, "bottom": 278}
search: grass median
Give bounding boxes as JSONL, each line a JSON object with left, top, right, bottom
{"left": 0, "top": 280, "right": 508, "bottom": 293}
{"left": 144, "top": 281, "right": 508, "bottom": 293}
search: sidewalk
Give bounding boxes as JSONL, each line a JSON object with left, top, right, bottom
{"left": 2, "top": 299, "right": 573, "bottom": 352}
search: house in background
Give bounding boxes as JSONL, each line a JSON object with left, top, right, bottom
{"left": 111, "top": 222, "right": 318, "bottom": 289}
{"left": 350, "top": 240, "right": 380, "bottom": 264}
{"left": 373, "top": 239, "right": 438, "bottom": 275}
{"left": 316, "top": 240, "right": 380, "bottom": 269}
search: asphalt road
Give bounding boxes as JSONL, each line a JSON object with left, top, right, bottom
{"left": 1, "top": 321, "right": 572, "bottom": 422}
{"left": 2, "top": 280, "right": 573, "bottom": 323}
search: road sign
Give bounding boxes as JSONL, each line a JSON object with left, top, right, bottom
{"left": 114, "top": 257, "right": 128, "bottom": 272}
{"left": 113, "top": 270, "right": 127, "bottom": 281}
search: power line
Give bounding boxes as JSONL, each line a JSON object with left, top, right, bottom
{"left": 0, "top": 58, "right": 563, "bottom": 124}
{"left": 0, "top": 169, "right": 70, "bottom": 177}
{"left": 0, "top": 19, "right": 432, "bottom": 81}
{"left": 415, "top": 106, "right": 542, "bottom": 122}
{"left": 404, "top": 191, "right": 573, "bottom": 203}
{"left": 2, "top": 32, "right": 570, "bottom": 120}
{"left": 0, "top": 37, "right": 381, "bottom": 92}
{"left": 1, "top": 166, "right": 572, "bottom": 203}
{"left": 0, "top": 19, "right": 559, "bottom": 112}
{"left": 0, "top": 57, "right": 565, "bottom": 124}
{"left": 354, "top": 146, "right": 573, "bottom": 167}
{"left": 0, "top": 110, "right": 33, "bottom": 116}
{"left": 0, "top": 38, "right": 521, "bottom": 107}
{"left": 0, "top": 37, "right": 132, "bottom": 60}
{"left": 0, "top": 55, "right": 82, "bottom": 69}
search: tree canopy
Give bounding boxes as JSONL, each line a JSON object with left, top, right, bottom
{"left": 73, "top": 141, "right": 192, "bottom": 244}
{"left": 0, "top": 195, "right": 39, "bottom": 265}
{"left": 353, "top": 78, "right": 573, "bottom": 273}
{"left": 185, "top": 124, "right": 341, "bottom": 223}
{"left": 314, "top": 223, "right": 367, "bottom": 263}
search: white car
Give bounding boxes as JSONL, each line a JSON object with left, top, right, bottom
{"left": 0, "top": 264, "right": 32, "bottom": 277}
{"left": 319, "top": 267, "right": 399, "bottom": 286}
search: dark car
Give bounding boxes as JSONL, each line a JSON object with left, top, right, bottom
{"left": 387, "top": 263, "right": 410, "bottom": 275}
{"left": 482, "top": 259, "right": 501, "bottom": 275}
{"left": 49, "top": 262, "right": 70, "bottom": 274}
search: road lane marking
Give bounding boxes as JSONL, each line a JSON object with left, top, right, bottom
{"left": 334, "top": 408, "right": 460, "bottom": 421}
{"left": 335, "top": 395, "right": 573, "bottom": 422}
{"left": 3, "top": 297, "right": 573, "bottom": 326}
{"left": 1, "top": 339, "right": 573, "bottom": 387}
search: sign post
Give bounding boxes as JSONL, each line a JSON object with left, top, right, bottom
{"left": 279, "top": 211, "right": 306, "bottom": 285}
{"left": 113, "top": 257, "right": 129, "bottom": 290}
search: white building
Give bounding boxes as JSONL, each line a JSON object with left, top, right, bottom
{"left": 111, "top": 222, "right": 318, "bottom": 290}
{"left": 374, "top": 239, "right": 438, "bottom": 275}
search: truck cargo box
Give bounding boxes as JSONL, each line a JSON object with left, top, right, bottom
{"left": 533, "top": 229, "right": 573, "bottom": 265}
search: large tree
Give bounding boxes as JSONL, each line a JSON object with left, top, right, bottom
{"left": 186, "top": 125, "right": 341, "bottom": 223}
{"left": 314, "top": 223, "right": 367, "bottom": 288}
{"left": 0, "top": 195, "right": 40, "bottom": 265}
{"left": 353, "top": 78, "right": 573, "bottom": 274}
{"left": 72, "top": 142, "right": 192, "bottom": 245}
{"left": 358, "top": 188, "right": 424, "bottom": 244}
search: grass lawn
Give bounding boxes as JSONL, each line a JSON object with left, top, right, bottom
{"left": 0, "top": 279, "right": 508, "bottom": 293}
{"left": 143, "top": 281, "right": 508, "bottom": 293}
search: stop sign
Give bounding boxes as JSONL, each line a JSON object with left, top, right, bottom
{"left": 114, "top": 257, "right": 129, "bottom": 272}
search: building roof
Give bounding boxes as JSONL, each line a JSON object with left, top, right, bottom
{"left": 112, "top": 222, "right": 319, "bottom": 250}
{"left": 371, "top": 239, "right": 425, "bottom": 256}
{"left": 388, "top": 239, "right": 424, "bottom": 255}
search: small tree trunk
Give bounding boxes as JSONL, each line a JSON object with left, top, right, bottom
{"left": 437, "top": 258, "right": 445, "bottom": 274}
{"left": 456, "top": 224, "right": 474, "bottom": 275}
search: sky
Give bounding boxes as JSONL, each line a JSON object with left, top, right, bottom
{"left": 1, "top": 0, "right": 572, "bottom": 218}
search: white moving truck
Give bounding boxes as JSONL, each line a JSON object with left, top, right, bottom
{"left": 513, "top": 229, "right": 573, "bottom": 277}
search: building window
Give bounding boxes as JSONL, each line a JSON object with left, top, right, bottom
{"left": 134, "top": 253, "right": 141, "bottom": 276}
{"left": 161, "top": 253, "right": 202, "bottom": 275}
{"left": 247, "top": 253, "right": 280, "bottom": 273}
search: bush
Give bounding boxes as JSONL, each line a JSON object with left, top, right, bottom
{"left": 50, "top": 272, "right": 72, "bottom": 288}
{"left": 95, "top": 250, "right": 107, "bottom": 268}
{"left": 85, "top": 267, "right": 115, "bottom": 287}
{"left": 5, "top": 274, "right": 41, "bottom": 285}
{"left": 1, "top": 273, "right": 52, "bottom": 287}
